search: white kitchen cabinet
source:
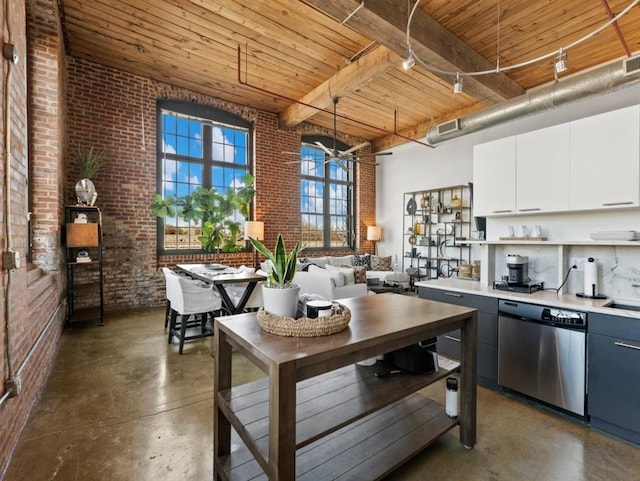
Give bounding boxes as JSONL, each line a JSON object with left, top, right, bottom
{"left": 516, "top": 123, "right": 571, "bottom": 213}
{"left": 570, "top": 105, "right": 640, "bottom": 210}
{"left": 473, "top": 136, "right": 516, "bottom": 216}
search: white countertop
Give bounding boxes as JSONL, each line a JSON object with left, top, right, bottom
{"left": 415, "top": 278, "right": 640, "bottom": 319}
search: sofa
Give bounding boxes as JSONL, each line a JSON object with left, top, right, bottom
{"left": 294, "top": 266, "right": 368, "bottom": 301}
{"left": 295, "top": 254, "right": 411, "bottom": 290}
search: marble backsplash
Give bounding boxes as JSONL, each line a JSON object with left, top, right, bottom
{"left": 492, "top": 244, "right": 640, "bottom": 301}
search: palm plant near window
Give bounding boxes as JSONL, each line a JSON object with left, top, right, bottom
{"left": 151, "top": 173, "right": 255, "bottom": 257}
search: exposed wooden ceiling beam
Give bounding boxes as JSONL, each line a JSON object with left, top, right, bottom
{"left": 278, "top": 45, "right": 401, "bottom": 128}
{"left": 302, "top": 0, "right": 525, "bottom": 104}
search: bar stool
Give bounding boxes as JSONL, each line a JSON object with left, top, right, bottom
{"left": 162, "top": 268, "right": 222, "bottom": 354}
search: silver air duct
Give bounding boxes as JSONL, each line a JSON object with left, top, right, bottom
{"left": 426, "top": 55, "right": 640, "bottom": 145}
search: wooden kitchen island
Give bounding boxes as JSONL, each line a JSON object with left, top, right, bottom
{"left": 214, "top": 293, "right": 477, "bottom": 480}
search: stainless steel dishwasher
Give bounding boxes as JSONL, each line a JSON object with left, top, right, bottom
{"left": 498, "top": 300, "right": 587, "bottom": 416}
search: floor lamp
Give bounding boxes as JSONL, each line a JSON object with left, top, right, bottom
{"left": 367, "top": 225, "right": 381, "bottom": 255}
{"left": 245, "top": 220, "right": 264, "bottom": 270}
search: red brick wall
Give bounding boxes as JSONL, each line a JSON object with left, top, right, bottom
{"left": 1, "top": 0, "right": 69, "bottom": 478}
{"left": 65, "top": 58, "right": 377, "bottom": 310}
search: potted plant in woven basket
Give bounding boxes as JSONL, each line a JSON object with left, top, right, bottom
{"left": 249, "top": 234, "right": 303, "bottom": 318}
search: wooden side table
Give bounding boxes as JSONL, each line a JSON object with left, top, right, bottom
{"left": 214, "top": 293, "right": 477, "bottom": 480}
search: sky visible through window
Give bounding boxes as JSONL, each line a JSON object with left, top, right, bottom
{"left": 159, "top": 109, "right": 249, "bottom": 250}
{"left": 301, "top": 143, "right": 352, "bottom": 248}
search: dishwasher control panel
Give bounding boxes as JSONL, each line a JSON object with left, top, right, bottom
{"left": 542, "top": 308, "right": 586, "bottom": 327}
{"left": 498, "top": 300, "right": 587, "bottom": 329}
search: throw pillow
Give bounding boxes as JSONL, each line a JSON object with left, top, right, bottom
{"left": 353, "top": 253, "right": 370, "bottom": 268}
{"left": 328, "top": 255, "right": 354, "bottom": 267}
{"left": 352, "top": 265, "right": 367, "bottom": 284}
{"left": 308, "top": 264, "right": 345, "bottom": 287}
{"left": 325, "top": 264, "right": 355, "bottom": 285}
{"left": 370, "top": 255, "right": 392, "bottom": 271}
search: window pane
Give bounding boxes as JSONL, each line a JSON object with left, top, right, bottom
{"left": 302, "top": 214, "right": 324, "bottom": 247}
{"left": 329, "top": 161, "right": 347, "bottom": 181}
{"left": 300, "top": 140, "right": 353, "bottom": 249}
{"left": 301, "top": 180, "right": 323, "bottom": 214}
{"left": 177, "top": 117, "right": 189, "bottom": 136}
{"left": 234, "top": 147, "right": 246, "bottom": 165}
{"left": 330, "top": 215, "right": 349, "bottom": 247}
{"left": 163, "top": 158, "right": 176, "bottom": 182}
{"left": 163, "top": 133, "right": 177, "bottom": 154}
{"left": 157, "top": 107, "right": 251, "bottom": 252}
{"left": 163, "top": 114, "right": 176, "bottom": 133}
{"left": 190, "top": 137, "right": 202, "bottom": 158}
{"left": 177, "top": 136, "right": 189, "bottom": 156}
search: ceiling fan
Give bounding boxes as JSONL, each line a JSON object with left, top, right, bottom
{"left": 284, "top": 97, "right": 392, "bottom": 166}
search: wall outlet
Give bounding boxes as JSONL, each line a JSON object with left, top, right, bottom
{"left": 570, "top": 257, "right": 587, "bottom": 271}
{"left": 2, "top": 249, "right": 20, "bottom": 270}
{"left": 5, "top": 377, "right": 21, "bottom": 398}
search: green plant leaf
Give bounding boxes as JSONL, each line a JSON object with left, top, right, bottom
{"left": 248, "top": 234, "right": 303, "bottom": 287}
{"left": 151, "top": 174, "right": 256, "bottom": 254}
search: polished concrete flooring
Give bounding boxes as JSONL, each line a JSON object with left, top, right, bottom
{"left": 4, "top": 307, "right": 640, "bottom": 481}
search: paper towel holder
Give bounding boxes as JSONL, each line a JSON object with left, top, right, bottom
{"left": 576, "top": 257, "right": 607, "bottom": 299}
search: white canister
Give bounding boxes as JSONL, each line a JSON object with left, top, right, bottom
{"left": 445, "top": 377, "right": 459, "bottom": 418}
{"left": 306, "top": 300, "right": 333, "bottom": 318}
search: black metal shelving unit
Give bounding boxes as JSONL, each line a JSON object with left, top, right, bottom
{"left": 64, "top": 205, "right": 104, "bottom": 326}
{"left": 403, "top": 185, "right": 472, "bottom": 281}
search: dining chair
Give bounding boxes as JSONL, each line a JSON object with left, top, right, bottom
{"left": 225, "top": 265, "right": 264, "bottom": 312}
{"left": 162, "top": 267, "right": 222, "bottom": 354}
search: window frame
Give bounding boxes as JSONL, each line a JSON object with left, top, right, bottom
{"left": 300, "top": 135, "right": 355, "bottom": 251}
{"left": 155, "top": 100, "right": 253, "bottom": 255}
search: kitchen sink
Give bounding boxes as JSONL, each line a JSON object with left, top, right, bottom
{"left": 603, "top": 301, "right": 640, "bottom": 312}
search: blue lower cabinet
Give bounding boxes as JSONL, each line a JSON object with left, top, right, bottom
{"left": 419, "top": 287, "right": 498, "bottom": 388}
{"left": 588, "top": 331, "right": 640, "bottom": 445}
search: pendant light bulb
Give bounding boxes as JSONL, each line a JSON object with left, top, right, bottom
{"left": 402, "top": 49, "right": 415, "bottom": 70}
{"left": 555, "top": 48, "right": 568, "bottom": 73}
{"left": 453, "top": 72, "right": 463, "bottom": 94}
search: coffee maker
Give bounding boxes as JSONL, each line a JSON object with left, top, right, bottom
{"left": 494, "top": 255, "right": 542, "bottom": 293}
{"left": 506, "top": 255, "right": 528, "bottom": 284}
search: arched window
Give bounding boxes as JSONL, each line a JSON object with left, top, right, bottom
{"left": 300, "top": 136, "right": 354, "bottom": 249}
{"left": 156, "top": 100, "right": 252, "bottom": 253}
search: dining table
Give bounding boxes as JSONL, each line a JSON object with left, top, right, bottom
{"left": 176, "top": 263, "right": 265, "bottom": 315}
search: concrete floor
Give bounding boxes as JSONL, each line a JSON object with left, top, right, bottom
{"left": 4, "top": 307, "right": 640, "bottom": 481}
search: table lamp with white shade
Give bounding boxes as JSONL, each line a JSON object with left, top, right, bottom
{"left": 367, "top": 225, "right": 381, "bottom": 255}
{"left": 245, "top": 221, "right": 265, "bottom": 269}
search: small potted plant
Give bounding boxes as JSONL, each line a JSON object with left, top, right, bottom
{"left": 249, "top": 234, "right": 303, "bottom": 317}
{"left": 75, "top": 146, "right": 105, "bottom": 206}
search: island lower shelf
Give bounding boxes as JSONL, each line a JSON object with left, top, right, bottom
{"left": 217, "top": 355, "right": 460, "bottom": 480}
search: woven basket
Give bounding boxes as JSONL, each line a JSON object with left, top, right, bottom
{"left": 256, "top": 304, "right": 351, "bottom": 337}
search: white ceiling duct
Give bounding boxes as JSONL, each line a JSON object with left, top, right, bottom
{"left": 426, "top": 54, "right": 640, "bottom": 145}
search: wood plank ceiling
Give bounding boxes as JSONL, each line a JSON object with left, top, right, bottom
{"left": 59, "top": 0, "right": 640, "bottom": 152}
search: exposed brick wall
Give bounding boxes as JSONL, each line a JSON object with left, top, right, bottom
{"left": 0, "top": 1, "right": 69, "bottom": 477}
{"left": 65, "top": 58, "right": 377, "bottom": 310}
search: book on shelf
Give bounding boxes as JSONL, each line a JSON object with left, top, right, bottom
{"left": 76, "top": 256, "right": 92, "bottom": 263}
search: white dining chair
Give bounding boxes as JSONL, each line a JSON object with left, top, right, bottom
{"left": 162, "top": 267, "right": 222, "bottom": 354}
{"left": 225, "top": 265, "right": 264, "bottom": 312}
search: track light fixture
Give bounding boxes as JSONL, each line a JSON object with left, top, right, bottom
{"left": 402, "top": 49, "right": 415, "bottom": 70}
{"left": 555, "top": 48, "right": 568, "bottom": 73}
{"left": 403, "top": 0, "right": 638, "bottom": 80}
{"left": 453, "top": 72, "right": 463, "bottom": 93}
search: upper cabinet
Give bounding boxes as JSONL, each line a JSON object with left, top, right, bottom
{"left": 473, "top": 104, "right": 640, "bottom": 217}
{"left": 570, "top": 105, "right": 640, "bottom": 210}
{"left": 516, "top": 123, "right": 571, "bottom": 213}
{"left": 473, "top": 137, "right": 516, "bottom": 216}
